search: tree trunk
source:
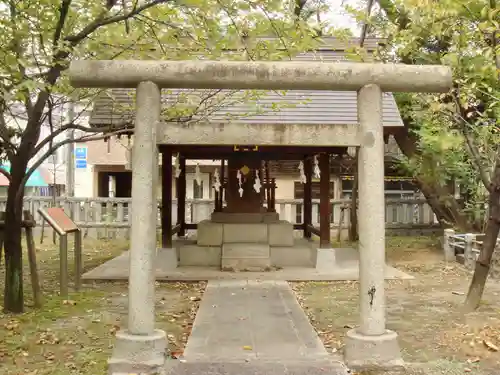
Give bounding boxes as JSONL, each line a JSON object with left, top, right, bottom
{"left": 3, "top": 158, "right": 28, "bottom": 313}
{"left": 464, "top": 152, "right": 500, "bottom": 311}
{"left": 394, "top": 128, "right": 472, "bottom": 231}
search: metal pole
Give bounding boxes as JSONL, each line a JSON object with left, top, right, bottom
{"left": 66, "top": 101, "right": 75, "bottom": 198}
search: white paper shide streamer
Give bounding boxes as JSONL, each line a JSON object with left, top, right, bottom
{"left": 174, "top": 154, "right": 181, "bottom": 178}
{"left": 236, "top": 170, "right": 244, "bottom": 197}
{"left": 298, "top": 161, "right": 307, "bottom": 184}
{"left": 347, "top": 146, "right": 357, "bottom": 158}
{"left": 313, "top": 155, "right": 321, "bottom": 179}
{"left": 195, "top": 163, "right": 202, "bottom": 185}
{"left": 213, "top": 168, "right": 221, "bottom": 193}
{"left": 253, "top": 170, "right": 262, "bottom": 193}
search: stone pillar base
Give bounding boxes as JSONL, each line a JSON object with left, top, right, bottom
{"left": 108, "top": 329, "right": 167, "bottom": 374}
{"left": 158, "top": 248, "right": 178, "bottom": 270}
{"left": 344, "top": 329, "right": 404, "bottom": 370}
{"left": 315, "top": 248, "right": 336, "bottom": 272}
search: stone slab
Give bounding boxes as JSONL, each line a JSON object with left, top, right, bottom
{"left": 315, "top": 248, "right": 336, "bottom": 272}
{"left": 211, "top": 212, "right": 280, "bottom": 223}
{"left": 222, "top": 244, "right": 271, "bottom": 271}
{"left": 157, "top": 248, "right": 178, "bottom": 270}
{"left": 197, "top": 220, "right": 223, "bottom": 246}
{"left": 223, "top": 223, "right": 268, "bottom": 243}
{"left": 271, "top": 246, "right": 315, "bottom": 268}
{"left": 268, "top": 221, "right": 294, "bottom": 247}
{"left": 221, "top": 258, "right": 272, "bottom": 272}
{"left": 83, "top": 247, "right": 414, "bottom": 281}
{"left": 183, "top": 280, "right": 330, "bottom": 362}
{"left": 161, "top": 360, "right": 349, "bottom": 375}
{"left": 179, "top": 245, "right": 221, "bottom": 267}
{"left": 222, "top": 243, "right": 270, "bottom": 258}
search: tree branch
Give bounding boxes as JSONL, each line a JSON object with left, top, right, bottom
{"left": 17, "top": 128, "right": 132, "bottom": 204}
{"left": 0, "top": 101, "right": 17, "bottom": 160}
{"left": 18, "top": 0, "right": 172, "bottom": 171}
{"left": 53, "top": 0, "right": 73, "bottom": 46}
{"left": 447, "top": 96, "right": 492, "bottom": 190}
{"left": 64, "top": 0, "right": 171, "bottom": 45}
{"left": 360, "top": 0, "right": 375, "bottom": 47}
{"left": 31, "top": 121, "right": 133, "bottom": 158}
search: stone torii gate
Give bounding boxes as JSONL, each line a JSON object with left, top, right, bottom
{"left": 69, "top": 60, "right": 452, "bottom": 372}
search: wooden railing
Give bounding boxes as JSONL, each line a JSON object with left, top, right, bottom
{"left": 444, "top": 229, "right": 500, "bottom": 277}
{"left": 0, "top": 196, "right": 438, "bottom": 239}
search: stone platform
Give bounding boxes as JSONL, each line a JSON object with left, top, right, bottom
{"left": 82, "top": 246, "right": 413, "bottom": 281}
{"left": 196, "top": 219, "right": 295, "bottom": 271}
{"left": 179, "top": 237, "right": 315, "bottom": 269}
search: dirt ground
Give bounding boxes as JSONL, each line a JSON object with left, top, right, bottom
{"left": 293, "top": 236, "right": 500, "bottom": 375}
{"left": 0, "top": 236, "right": 205, "bottom": 375}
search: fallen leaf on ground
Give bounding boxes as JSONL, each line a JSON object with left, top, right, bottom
{"left": 483, "top": 340, "right": 499, "bottom": 351}
{"left": 171, "top": 350, "right": 183, "bottom": 359}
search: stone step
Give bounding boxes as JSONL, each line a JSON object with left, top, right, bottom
{"left": 161, "top": 360, "right": 349, "bottom": 375}
{"left": 221, "top": 243, "right": 271, "bottom": 271}
{"left": 197, "top": 220, "right": 295, "bottom": 247}
{"left": 222, "top": 243, "right": 270, "bottom": 258}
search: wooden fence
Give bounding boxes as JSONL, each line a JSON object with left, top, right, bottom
{"left": 0, "top": 196, "right": 439, "bottom": 239}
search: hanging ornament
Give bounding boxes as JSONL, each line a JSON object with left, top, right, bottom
{"left": 213, "top": 168, "right": 221, "bottom": 193}
{"left": 195, "top": 163, "right": 202, "bottom": 185}
{"left": 236, "top": 170, "right": 244, "bottom": 197}
{"left": 174, "top": 154, "right": 181, "bottom": 178}
{"left": 347, "top": 146, "right": 357, "bottom": 158}
{"left": 253, "top": 170, "right": 262, "bottom": 193}
{"left": 298, "top": 161, "right": 307, "bottom": 184}
{"left": 313, "top": 155, "right": 321, "bottom": 179}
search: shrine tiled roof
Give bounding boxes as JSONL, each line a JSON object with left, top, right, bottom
{"left": 88, "top": 38, "right": 404, "bottom": 128}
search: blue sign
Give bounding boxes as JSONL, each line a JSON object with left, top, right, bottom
{"left": 75, "top": 159, "right": 87, "bottom": 169}
{"left": 75, "top": 147, "right": 87, "bottom": 160}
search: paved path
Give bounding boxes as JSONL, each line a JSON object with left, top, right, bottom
{"left": 163, "top": 280, "right": 349, "bottom": 375}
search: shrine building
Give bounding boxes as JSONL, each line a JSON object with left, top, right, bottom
{"left": 86, "top": 37, "right": 407, "bottom": 271}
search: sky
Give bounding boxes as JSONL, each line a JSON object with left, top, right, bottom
{"left": 324, "top": 0, "right": 364, "bottom": 34}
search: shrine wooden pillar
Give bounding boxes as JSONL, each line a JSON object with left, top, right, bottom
{"left": 303, "top": 156, "right": 313, "bottom": 239}
{"left": 265, "top": 161, "right": 272, "bottom": 212}
{"left": 219, "top": 159, "right": 225, "bottom": 211}
{"left": 319, "top": 153, "right": 331, "bottom": 248}
{"left": 161, "top": 148, "right": 172, "bottom": 248}
{"left": 176, "top": 155, "right": 186, "bottom": 237}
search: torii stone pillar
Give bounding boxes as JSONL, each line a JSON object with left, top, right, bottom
{"left": 69, "top": 59, "right": 452, "bottom": 373}
{"left": 109, "top": 81, "right": 166, "bottom": 373}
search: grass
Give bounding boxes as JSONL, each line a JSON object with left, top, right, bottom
{"left": 0, "top": 235, "right": 205, "bottom": 375}
{"left": 293, "top": 236, "right": 500, "bottom": 375}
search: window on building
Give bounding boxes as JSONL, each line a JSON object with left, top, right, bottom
{"left": 193, "top": 180, "right": 204, "bottom": 199}
{"left": 294, "top": 181, "right": 334, "bottom": 223}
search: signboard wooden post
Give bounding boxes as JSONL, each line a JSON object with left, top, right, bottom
{"left": 38, "top": 207, "right": 83, "bottom": 298}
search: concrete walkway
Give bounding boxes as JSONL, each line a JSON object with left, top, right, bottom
{"left": 162, "top": 280, "right": 349, "bottom": 375}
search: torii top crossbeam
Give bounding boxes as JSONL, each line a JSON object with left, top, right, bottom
{"left": 69, "top": 60, "right": 452, "bottom": 93}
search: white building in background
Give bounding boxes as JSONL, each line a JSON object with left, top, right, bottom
{"left": 0, "top": 100, "right": 90, "bottom": 197}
